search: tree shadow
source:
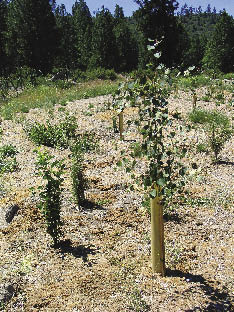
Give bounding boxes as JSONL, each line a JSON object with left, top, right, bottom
{"left": 215, "top": 160, "right": 234, "bottom": 166}
{"left": 166, "top": 269, "right": 234, "bottom": 311}
{"left": 163, "top": 212, "right": 182, "bottom": 223}
{"left": 57, "top": 239, "right": 97, "bottom": 265}
{"left": 80, "top": 199, "right": 105, "bottom": 211}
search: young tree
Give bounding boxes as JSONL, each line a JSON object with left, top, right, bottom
{"left": 6, "top": 0, "right": 58, "bottom": 73}
{"left": 202, "top": 12, "right": 234, "bottom": 73}
{"left": 72, "top": 0, "right": 93, "bottom": 70}
{"left": 89, "top": 6, "right": 117, "bottom": 69}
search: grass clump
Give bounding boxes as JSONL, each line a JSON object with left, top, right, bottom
{"left": 25, "top": 115, "right": 77, "bottom": 148}
{"left": 189, "top": 109, "right": 233, "bottom": 162}
{"left": 188, "top": 109, "right": 230, "bottom": 126}
{"left": 0, "top": 79, "right": 120, "bottom": 120}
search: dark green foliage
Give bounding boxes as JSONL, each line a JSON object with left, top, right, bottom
{"left": 6, "top": 0, "right": 58, "bottom": 73}
{"left": 178, "top": 4, "right": 222, "bottom": 69}
{"left": 25, "top": 116, "right": 77, "bottom": 148}
{"left": 72, "top": 0, "right": 93, "bottom": 70}
{"left": 133, "top": 0, "right": 185, "bottom": 68}
{"left": 54, "top": 4, "right": 77, "bottom": 71}
{"left": 84, "top": 68, "right": 117, "bottom": 81}
{"left": 202, "top": 12, "right": 234, "bottom": 73}
{"left": 0, "top": 0, "right": 8, "bottom": 75}
{"left": 113, "top": 5, "right": 138, "bottom": 71}
{"left": 35, "top": 149, "right": 65, "bottom": 246}
{"left": 89, "top": 7, "right": 117, "bottom": 69}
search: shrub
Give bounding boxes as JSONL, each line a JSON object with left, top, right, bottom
{"left": 189, "top": 109, "right": 233, "bottom": 162}
{"left": 188, "top": 109, "right": 230, "bottom": 126}
{"left": 208, "top": 123, "right": 233, "bottom": 162}
{"left": 34, "top": 149, "right": 65, "bottom": 246}
{"left": 85, "top": 67, "right": 117, "bottom": 81}
{"left": 25, "top": 115, "right": 77, "bottom": 148}
{"left": 0, "top": 144, "right": 18, "bottom": 174}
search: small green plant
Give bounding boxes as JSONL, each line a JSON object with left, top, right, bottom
{"left": 189, "top": 109, "right": 232, "bottom": 162}
{"left": 0, "top": 144, "right": 18, "bottom": 174}
{"left": 129, "top": 289, "right": 150, "bottom": 312}
{"left": 189, "top": 109, "right": 230, "bottom": 126}
{"left": 70, "top": 141, "right": 86, "bottom": 207}
{"left": 196, "top": 143, "right": 208, "bottom": 153}
{"left": 34, "top": 149, "right": 65, "bottom": 246}
{"left": 0, "top": 144, "right": 18, "bottom": 157}
{"left": 208, "top": 122, "right": 233, "bottom": 162}
{"left": 25, "top": 115, "right": 77, "bottom": 148}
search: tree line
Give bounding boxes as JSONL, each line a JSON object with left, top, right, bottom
{"left": 0, "top": 0, "right": 233, "bottom": 78}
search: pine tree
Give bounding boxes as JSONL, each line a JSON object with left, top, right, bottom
{"left": 6, "top": 0, "right": 58, "bottom": 73}
{"left": 54, "top": 4, "right": 76, "bottom": 70}
{"left": 72, "top": 0, "right": 93, "bottom": 70}
{"left": 113, "top": 5, "right": 138, "bottom": 71}
{"left": 89, "top": 6, "right": 117, "bottom": 69}
{"left": 202, "top": 12, "right": 234, "bottom": 73}
{"left": 0, "top": 0, "right": 8, "bottom": 75}
{"left": 133, "top": 0, "right": 184, "bottom": 68}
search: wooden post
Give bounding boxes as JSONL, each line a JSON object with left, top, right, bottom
{"left": 192, "top": 93, "right": 197, "bottom": 110}
{"left": 151, "top": 186, "right": 165, "bottom": 276}
{"left": 119, "top": 111, "right": 124, "bottom": 140}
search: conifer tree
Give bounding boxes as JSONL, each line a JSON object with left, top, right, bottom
{"left": 0, "top": 0, "right": 8, "bottom": 75}
{"left": 202, "top": 12, "right": 234, "bottom": 73}
{"left": 113, "top": 5, "right": 138, "bottom": 71}
{"left": 133, "top": 0, "right": 184, "bottom": 68}
{"left": 6, "top": 0, "right": 58, "bottom": 73}
{"left": 89, "top": 6, "right": 117, "bottom": 69}
{"left": 72, "top": 0, "right": 93, "bottom": 70}
{"left": 55, "top": 4, "right": 76, "bottom": 70}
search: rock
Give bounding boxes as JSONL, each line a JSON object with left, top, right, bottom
{"left": 0, "top": 204, "right": 20, "bottom": 228}
{"left": 5, "top": 204, "right": 20, "bottom": 223}
{"left": 0, "top": 283, "right": 15, "bottom": 304}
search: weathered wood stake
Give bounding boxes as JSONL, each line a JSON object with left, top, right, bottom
{"left": 151, "top": 186, "right": 165, "bottom": 276}
{"left": 119, "top": 111, "right": 124, "bottom": 140}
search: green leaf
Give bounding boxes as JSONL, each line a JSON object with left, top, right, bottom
{"left": 157, "top": 178, "right": 166, "bottom": 186}
{"left": 154, "top": 52, "right": 161, "bottom": 58}
{"left": 150, "top": 189, "right": 156, "bottom": 197}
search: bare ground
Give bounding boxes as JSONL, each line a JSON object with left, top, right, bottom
{"left": 0, "top": 88, "right": 233, "bottom": 311}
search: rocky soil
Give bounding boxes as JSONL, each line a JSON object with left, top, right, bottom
{"left": 0, "top": 88, "right": 233, "bottom": 311}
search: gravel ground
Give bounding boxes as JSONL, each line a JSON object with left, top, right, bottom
{"left": 0, "top": 88, "right": 233, "bottom": 311}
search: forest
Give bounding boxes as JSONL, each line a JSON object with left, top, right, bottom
{"left": 0, "top": 0, "right": 234, "bottom": 79}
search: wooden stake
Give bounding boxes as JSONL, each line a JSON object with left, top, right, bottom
{"left": 151, "top": 186, "right": 165, "bottom": 276}
{"left": 192, "top": 93, "right": 197, "bottom": 110}
{"left": 119, "top": 111, "right": 124, "bottom": 140}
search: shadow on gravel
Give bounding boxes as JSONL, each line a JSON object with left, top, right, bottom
{"left": 215, "top": 160, "right": 234, "bottom": 166}
{"left": 163, "top": 212, "right": 182, "bottom": 223}
{"left": 166, "top": 269, "right": 234, "bottom": 312}
{"left": 57, "top": 239, "right": 96, "bottom": 265}
{"left": 79, "top": 199, "right": 105, "bottom": 211}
